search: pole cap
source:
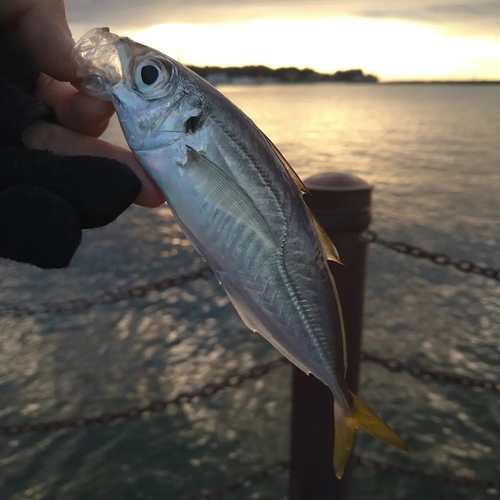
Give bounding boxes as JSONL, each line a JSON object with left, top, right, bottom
{"left": 304, "top": 172, "right": 372, "bottom": 233}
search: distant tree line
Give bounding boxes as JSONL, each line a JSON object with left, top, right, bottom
{"left": 187, "top": 65, "right": 379, "bottom": 83}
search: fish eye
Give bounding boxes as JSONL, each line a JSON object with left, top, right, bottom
{"left": 141, "top": 65, "right": 158, "bottom": 85}
{"left": 133, "top": 58, "right": 169, "bottom": 95}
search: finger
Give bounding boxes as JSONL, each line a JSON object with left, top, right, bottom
{"left": 23, "top": 120, "right": 165, "bottom": 208}
{"left": 1, "top": 0, "right": 75, "bottom": 82}
{"left": 36, "top": 73, "right": 115, "bottom": 137}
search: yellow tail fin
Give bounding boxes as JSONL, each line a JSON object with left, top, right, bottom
{"left": 334, "top": 394, "right": 408, "bottom": 479}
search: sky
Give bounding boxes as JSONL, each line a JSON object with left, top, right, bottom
{"left": 65, "top": 1, "right": 500, "bottom": 80}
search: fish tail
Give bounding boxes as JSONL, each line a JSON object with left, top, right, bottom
{"left": 333, "top": 394, "right": 408, "bottom": 479}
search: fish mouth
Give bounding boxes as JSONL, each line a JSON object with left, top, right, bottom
{"left": 72, "top": 27, "right": 124, "bottom": 100}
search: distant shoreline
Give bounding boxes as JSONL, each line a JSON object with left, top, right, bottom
{"left": 211, "top": 80, "right": 500, "bottom": 86}
{"left": 186, "top": 64, "right": 499, "bottom": 85}
{"left": 188, "top": 65, "right": 379, "bottom": 84}
{"left": 383, "top": 80, "right": 500, "bottom": 85}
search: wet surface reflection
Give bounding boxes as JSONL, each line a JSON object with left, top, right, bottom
{"left": 1, "top": 84, "right": 499, "bottom": 499}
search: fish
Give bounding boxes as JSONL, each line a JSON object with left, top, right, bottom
{"left": 72, "top": 27, "right": 408, "bottom": 478}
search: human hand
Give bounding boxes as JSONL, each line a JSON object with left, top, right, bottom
{"left": 0, "top": 0, "right": 164, "bottom": 208}
{"left": 0, "top": 1, "right": 165, "bottom": 269}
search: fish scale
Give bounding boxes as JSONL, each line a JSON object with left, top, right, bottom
{"left": 73, "top": 27, "right": 408, "bottom": 479}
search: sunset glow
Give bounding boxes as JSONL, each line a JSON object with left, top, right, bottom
{"left": 122, "top": 18, "right": 500, "bottom": 81}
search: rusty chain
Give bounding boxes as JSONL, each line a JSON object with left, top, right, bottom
{"left": 179, "top": 455, "right": 499, "bottom": 499}
{"left": 0, "top": 353, "right": 497, "bottom": 495}
{"left": 361, "top": 352, "right": 499, "bottom": 392}
{"left": 180, "top": 460, "right": 289, "bottom": 500}
{"left": 1, "top": 230, "right": 497, "bottom": 317}
{"left": 364, "top": 230, "right": 500, "bottom": 282}
{"left": 355, "top": 456, "right": 500, "bottom": 490}
{"left": 0, "top": 358, "right": 287, "bottom": 436}
{"left": 1, "top": 352, "right": 497, "bottom": 436}
{"left": 0, "top": 265, "right": 213, "bottom": 317}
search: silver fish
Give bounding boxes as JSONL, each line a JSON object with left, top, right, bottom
{"left": 73, "top": 28, "right": 407, "bottom": 477}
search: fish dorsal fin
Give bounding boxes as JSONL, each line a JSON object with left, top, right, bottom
{"left": 309, "top": 211, "right": 344, "bottom": 266}
{"left": 261, "top": 132, "right": 310, "bottom": 195}
{"left": 261, "top": 132, "right": 341, "bottom": 265}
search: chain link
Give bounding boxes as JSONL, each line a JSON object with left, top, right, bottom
{"left": 364, "top": 230, "right": 500, "bottom": 282}
{"left": 0, "top": 358, "right": 287, "bottom": 436}
{"left": 1, "top": 352, "right": 497, "bottom": 435}
{"left": 355, "top": 456, "right": 500, "bottom": 490}
{"left": 1, "top": 231, "right": 497, "bottom": 496}
{"left": 180, "top": 460, "right": 289, "bottom": 500}
{"left": 0, "top": 353, "right": 497, "bottom": 495}
{"left": 361, "top": 352, "right": 499, "bottom": 392}
{"left": 0, "top": 266, "right": 213, "bottom": 317}
{"left": 1, "top": 231, "right": 496, "bottom": 317}
{"left": 179, "top": 455, "right": 499, "bottom": 499}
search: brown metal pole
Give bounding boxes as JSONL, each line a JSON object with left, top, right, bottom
{"left": 289, "top": 172, "right": 372, "bottom": 500}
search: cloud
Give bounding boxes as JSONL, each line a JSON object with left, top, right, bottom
{"left": 65, "top": 0, "right": 500, "bottom": 37}
{"left": 66, "top": 0, "right": 328, "bottom": 27}
{"left": 357, "top": 1, "right": 500, "bottom": 35}
{"left": 428, "top": 1, "right": 500, "bottom": 16}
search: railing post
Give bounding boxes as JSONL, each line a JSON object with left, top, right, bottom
{"left": 289, "top": 172, "right": 372, "bottom": 500}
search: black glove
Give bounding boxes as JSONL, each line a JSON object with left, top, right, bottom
{"left": 0, "top": 29, "right": 141, "bottom": 269}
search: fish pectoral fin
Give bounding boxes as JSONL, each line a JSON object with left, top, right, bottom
{"left": 309, "top": 211, "right": 344, "bottom": 266}
{"left": 333, "top": 394, "right": 408, "bottom": 479}
{"left": 186, "top": 146, "right": 275, "bottom": 241}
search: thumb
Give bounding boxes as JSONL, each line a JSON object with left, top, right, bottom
{"left": 1, "top": 0, "right": 76, "bottom": 82}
